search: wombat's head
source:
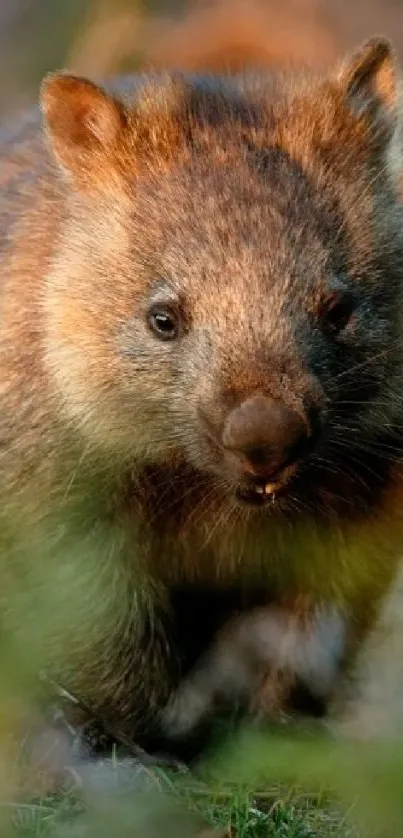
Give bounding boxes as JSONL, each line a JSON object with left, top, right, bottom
{"left": 42, "top": 38, "right": 403, "bottom": 518}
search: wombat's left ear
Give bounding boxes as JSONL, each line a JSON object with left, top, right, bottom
{"left": 336, "top": 37, "right": 400, "bottom": 135}
{"left": 40, "top": 72, "right": 127, "bottom": 188}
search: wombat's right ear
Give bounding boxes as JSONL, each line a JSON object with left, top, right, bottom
{"left": 40, "top": 72, "right": 127, "bottom": 187}
{"left": 335, "top": 38, "right": 401, "bottom": 143}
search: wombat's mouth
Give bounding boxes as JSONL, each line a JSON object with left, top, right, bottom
{"left": 234, "top": 461, "right": 299, "bottom": 506}
{"left": 235, "top": 481, "right": 282, "bottom": 506}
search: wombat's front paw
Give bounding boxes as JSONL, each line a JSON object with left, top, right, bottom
{"left": 162, "top": 603, "right": 347, "bottom": 741}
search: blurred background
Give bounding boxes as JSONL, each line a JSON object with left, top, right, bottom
{"left": 0, "top": 0, "right": 403, "bottom": 117}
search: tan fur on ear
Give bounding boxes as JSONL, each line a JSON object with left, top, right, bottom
{"left": 336, "top": 37, "right": 400, "bottom": 128}
{"left": 40, "top": 72, "right": 127, "bottom": 186}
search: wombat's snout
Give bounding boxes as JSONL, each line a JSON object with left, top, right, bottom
{"left": 221, "top": 394, "right": 310, "bottom": 482}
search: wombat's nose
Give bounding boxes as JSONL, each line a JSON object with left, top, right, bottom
{"left": 222, "top": 395, "right": 309, "bottom": 478}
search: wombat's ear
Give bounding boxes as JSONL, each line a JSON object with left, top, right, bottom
{"left": 335, "top": 38, "right": 400, "bottom": 140}
{"left": 40, "top": 72, "right": 127, "bottom": 186}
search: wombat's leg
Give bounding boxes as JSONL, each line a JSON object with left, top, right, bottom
{"left": 327, "top": 566, "right": 403, "bottom": 741}
{"left": 161, "top": 603, "right": 346, "bottom": 740}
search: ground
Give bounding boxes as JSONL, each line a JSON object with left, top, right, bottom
{"left": 11, "top": 780, "right": 354, "bottom": 837}
{"left": 8, "top": 728, "right": 363, "bottom": 838}
{"left": 13, "top": 723, "right": 403, "bottom": 837}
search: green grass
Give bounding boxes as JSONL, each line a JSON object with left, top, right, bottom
{"left": 8, "top": 723, "right": 403, "bottom": 837}
{"left": 7, "top": 741, "right": 356, "bottom": 838}
{"left": 9, "top": 785, "right": 353, "bottom": 838}
{"left": 185, "top": 789, "right": 352, "bottom": 836}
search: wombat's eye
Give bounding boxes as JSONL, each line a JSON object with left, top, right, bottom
{"left": 147, "top": 304, "right": 181, "bottom": 341}
{"left": 319, "top": 291, "right": 355, "bottom": 337}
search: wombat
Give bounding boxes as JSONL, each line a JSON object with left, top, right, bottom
{"left": 0, "top": 35, "right": 403, "bottom": 756}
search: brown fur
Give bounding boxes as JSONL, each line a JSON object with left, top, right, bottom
{"left": 1, "top": 35, "right": 403, "bottom": 752}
